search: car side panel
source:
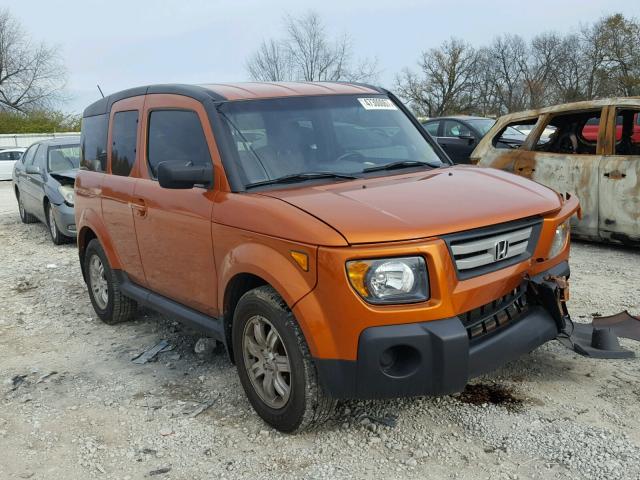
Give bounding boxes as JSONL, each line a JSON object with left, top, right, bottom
{"left": 76, "top": 172, "right": 124, "bottom": 270}
{"left": 599, "top": 155, "right": 640, "bottom": 241}
{"left": 212, "top": 221, "right": 319, "bottom": 332}
{"left": 598, "top": 105, "right": 640, "bottom": 243}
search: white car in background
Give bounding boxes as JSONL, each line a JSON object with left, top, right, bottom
{"left": 0, "top": 148, "right": 26, "bottom": 180}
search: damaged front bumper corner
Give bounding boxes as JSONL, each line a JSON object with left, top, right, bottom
{"left": 314, "top": 261, "right": 571, "bottom": 400}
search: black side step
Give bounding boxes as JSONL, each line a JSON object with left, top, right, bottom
{"left": 114, "top": 270, "right": 225, "bottom": 343}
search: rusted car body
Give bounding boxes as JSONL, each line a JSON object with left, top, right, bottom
{"left": 472, "top": 98, "right": 640, "bottom": 246}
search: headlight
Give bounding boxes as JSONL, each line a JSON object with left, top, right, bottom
{"left": 346, "top": 256, "right": 429, "bottom": 304}
{"left": 549, "top": 220, "right": 570, "bottom": 258}
{"left": 58, "top": 185, "right": 74, "bottom": 206}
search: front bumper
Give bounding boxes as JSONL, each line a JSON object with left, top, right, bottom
{"left": 52, "top": 203, "right": 77, "bottom": 237}
{"left": 314, "top": 261, "right": 569, "bottom": 399}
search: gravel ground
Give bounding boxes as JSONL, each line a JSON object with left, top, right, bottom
{"left": 0, "top": 180, "right": 639, "bottom": 480}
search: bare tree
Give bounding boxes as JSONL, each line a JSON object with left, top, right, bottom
{"left": 395, "top": 38, "right": 479, "bottom": 117}
{"left": 398, "top": 13, "right": 640, "bottom": 118}
{"left": 599, "top": 14, "right": 640, "bottom": 96}
{"left": 0, "top": 9, "right": 66, "bottom": 112}
{"left": 247, "top": 39, "right": 291, "bottom": 81}
{"left": 487, "top": 35, "right": 528, "bottom": 114}
{"left": 246, "top": 12, "right": 378, "bottom": 83}
{"left": 521, "top": 33, "right": 564, "bottom": 108}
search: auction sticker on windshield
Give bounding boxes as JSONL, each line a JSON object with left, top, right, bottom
{"left": 358, "top": 98, "right": 398, "bottom": 110}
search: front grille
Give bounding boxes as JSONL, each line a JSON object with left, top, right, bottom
{"left": 460, "top": 285, "right": 528, "bottom": 341}
{"left": 444, "top": 217, "right": 542, "bottom": 279}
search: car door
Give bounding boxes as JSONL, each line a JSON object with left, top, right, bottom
{"left": 437, "top": 120, "right": 477, "bottom": 164}
{"left": 133, "top": 94, "right": 219, "bottom": 315}
{"left": 22, "top": 144, "right": 48, "bottom": 221}
{"left": 14, "top": 144, "right": 36, "bottom": 197}
{"left": 518, "top": 109, "right": 605, "bottom": 240}
{"left": 101, "top": 96, "right": 147, "bottom": 285}
{"left": 598, "top": 105, "right": 640, "bottom": 242}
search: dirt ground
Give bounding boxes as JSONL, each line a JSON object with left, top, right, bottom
{"left": 1, "top": 180, "right": 639, "bottom": 480}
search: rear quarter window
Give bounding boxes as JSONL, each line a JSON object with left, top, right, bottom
{"left": 110, "top": 111, "right": 139, "bottom": 177}
{"left": 80, "top": 114, "right": 108, "bottom": 172}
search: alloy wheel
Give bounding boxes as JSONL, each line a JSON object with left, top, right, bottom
{"left": 242, "top": 315, "right": 292, "bottom": 409}
{"left": 89, "top": 254, "right": 109, "bottom": 310}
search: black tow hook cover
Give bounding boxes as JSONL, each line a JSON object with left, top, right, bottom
{"left": 571, "top": 324, "right": 635, "bottom": 359}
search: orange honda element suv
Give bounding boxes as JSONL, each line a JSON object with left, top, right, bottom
{"left": 76, "top": 82, "right": 579, "bottom": 432}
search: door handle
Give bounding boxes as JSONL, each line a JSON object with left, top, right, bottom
{"left": 604, "top": 170, "right": 626, "bottom": 180}
{"left": 129, "top": 199, "right": 148, "bottom": 216}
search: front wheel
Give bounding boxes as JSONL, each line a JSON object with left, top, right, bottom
{"left": 233, "top": 286, "right": 336, "bottom": 432}
{"left": 46, "top": 203, "right": 68, "bottom": 245}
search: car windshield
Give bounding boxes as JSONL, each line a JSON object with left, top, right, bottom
{"left": 48, "top": 144, "right": 80, "bottom": 173}
{"left": 217, "top": 95, "right": 444, "bottom": 188}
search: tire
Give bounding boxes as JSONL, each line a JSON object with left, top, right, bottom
{"left": 16, "top": 190, "right": 37, "bottom": 224}
{"left": 232, "top": 285, "right": 336, "bottom": 432}
{"left": 46, "top": 202, "right": 69, "bottom": 245}
{"left": 84, "top": 239, "right": 137, "bottom": 325}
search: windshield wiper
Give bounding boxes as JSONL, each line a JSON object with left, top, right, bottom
{"left": 362, "top": 160, "right": 441, "bottom": 173}
{"left": 245, "top": 172, "right": 359, "bottom": 189}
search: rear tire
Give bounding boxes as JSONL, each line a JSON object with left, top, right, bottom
{"left": 232, "top": 285, "right": 336, "bottom": 432}
{"left": 85, "top": 239, "right": 137, "bottom": 325}
{"left": 17, "top": 191, "right": 37, "bottom": 224}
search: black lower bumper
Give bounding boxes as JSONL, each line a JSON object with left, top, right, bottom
{"left": 315, "top": 261, "right": 570, "bottom": 399}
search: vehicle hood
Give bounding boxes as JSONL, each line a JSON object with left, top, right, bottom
{"left": 258, "top": 166, "right": 562, "bottom": 244}
{"left": 49, "top": 169, "right": 77, "bottom": 184}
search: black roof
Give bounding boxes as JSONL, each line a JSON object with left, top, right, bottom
{"left": 83, "top": 84, "right": 226, "bottom": 117}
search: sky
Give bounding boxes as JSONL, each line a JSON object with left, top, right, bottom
{"left": 6, "top": 0, "right": 640, "bottom": 114}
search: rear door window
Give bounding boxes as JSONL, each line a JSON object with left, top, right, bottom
{"left": 111, "top": 111, "right": 139, "bottom": 176}
{"left": 613, "top": 108, "right": 640, "bottom": 155}
{"left": 0, "top": 151, "right": 12, "bottom": 161}
{"left": 147, "top": 110, "right": 211, "bottom": 178}
{"left": 535, "top": 110, "right": 602, "bottom": 155}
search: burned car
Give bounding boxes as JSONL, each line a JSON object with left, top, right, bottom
{"left": 472, "top": 99, "right": 640, "bottom": 246}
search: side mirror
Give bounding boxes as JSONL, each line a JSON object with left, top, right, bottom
{"left": 25, "top": 165, "right": 42, "bottom": 175}
{"left": 157, "top": 161, "right": 213, "bottom": 189}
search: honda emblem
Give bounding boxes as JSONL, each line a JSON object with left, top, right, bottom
{"left": 494, "top": 240, "right": 509, "bottom": 260}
